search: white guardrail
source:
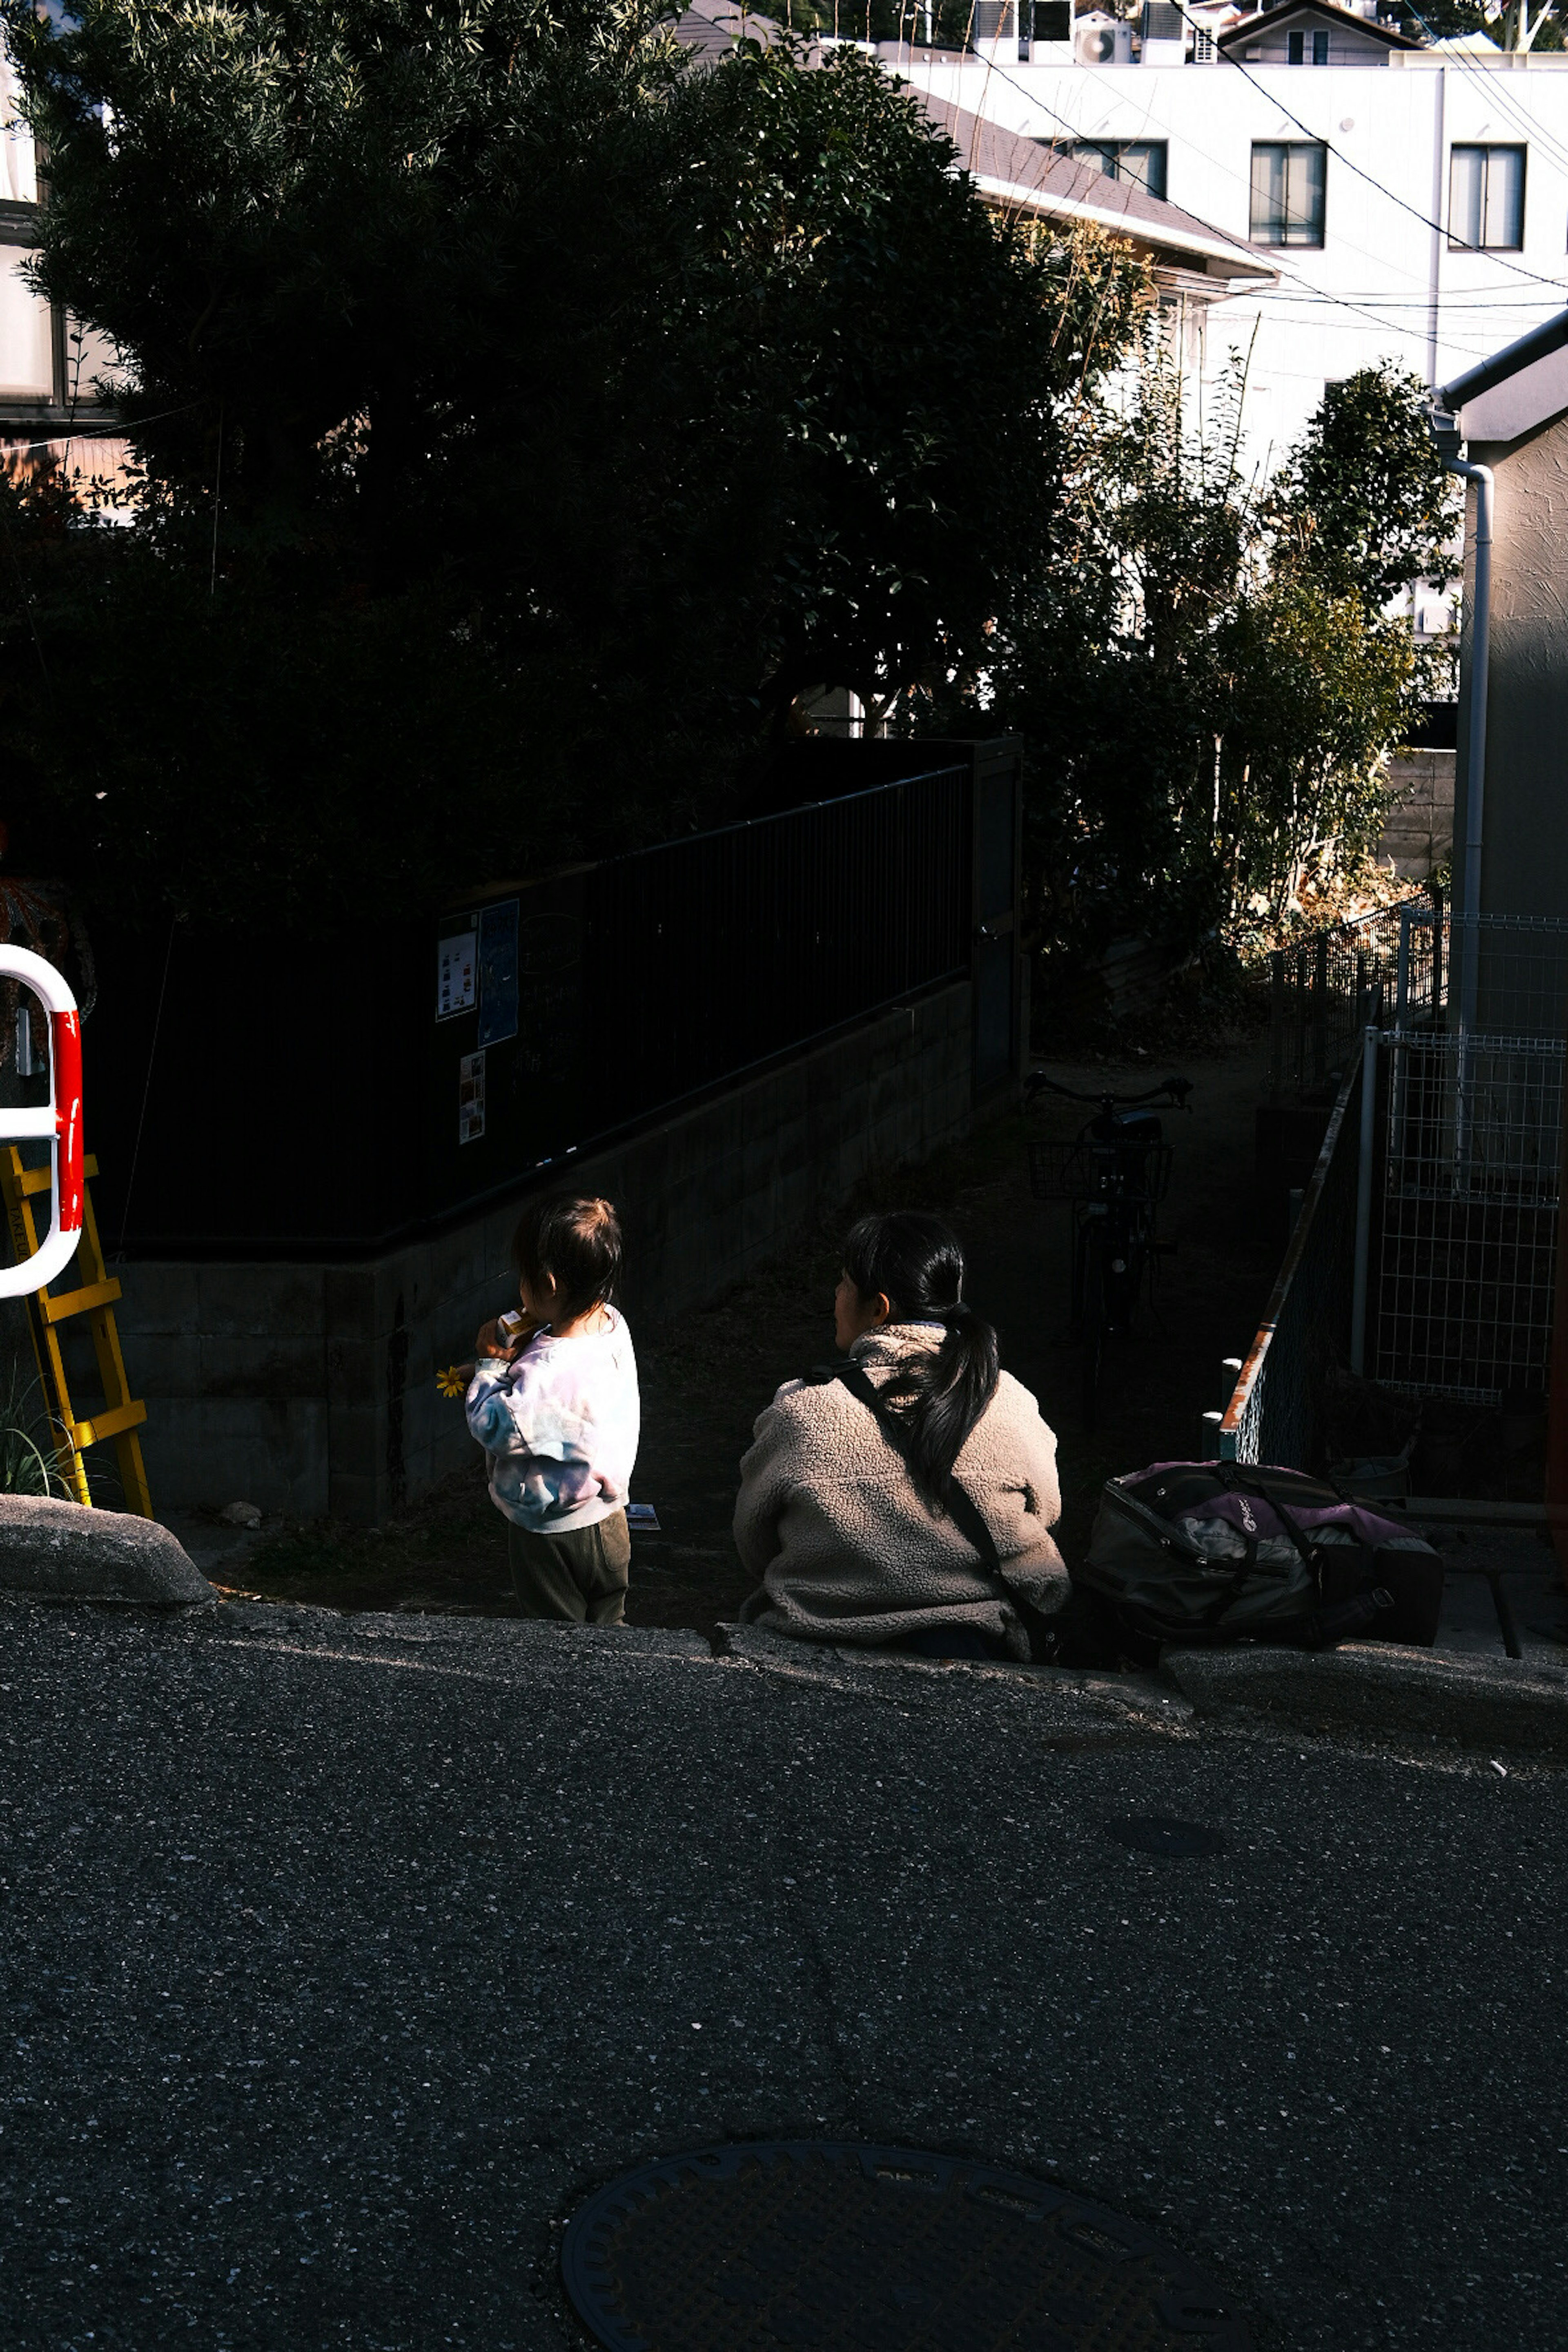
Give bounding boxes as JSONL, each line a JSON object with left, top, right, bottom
{"left": 0, "top": 944, "right": 82, "bottom": 1296}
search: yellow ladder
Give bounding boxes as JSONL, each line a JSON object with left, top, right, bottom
{"left": 0, "top": 1147, "right": 152, "bottom": 1516}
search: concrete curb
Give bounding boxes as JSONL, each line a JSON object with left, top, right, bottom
{"left": 24, "top": 1573, "right": 1568, "bottom": 1762}
{"left": 215, "top": 1602, "right": 713, "bottom": 1659}
{"left": 715, "top": 1622, "right": 1194, "bottom": 1732}
{"left": 1163, "top": 1640, "right": 1568, "bottom": 1761}
{"left": 0, "top": 1496, "right": 217, "bottom": 1610}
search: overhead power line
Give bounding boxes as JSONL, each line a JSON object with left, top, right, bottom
{"left": 926, "top": 39, "right": 1528, "bottom": 356}
{"left": 1398, "top": 0, "right": 1568, "bottom": 181}
{"left": 1170, "top": 0, "right": 1568, "bottom": 296}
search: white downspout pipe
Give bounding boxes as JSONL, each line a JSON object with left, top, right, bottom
{"left": 1445, "top": 453, "right": 1494, "bottom": 1033}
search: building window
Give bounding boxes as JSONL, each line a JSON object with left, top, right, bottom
{"left": 1250, "top": 141, "right": 1327, "bottom": 246}
{"left": 1285, "top": 26, "right": 1330, "bottom": 59}
{"left": 1069, "top": 140, "right": 1169, "bottom": 200}
{"left": 1449, "top": 145, "right": 1525, "bottom": 251}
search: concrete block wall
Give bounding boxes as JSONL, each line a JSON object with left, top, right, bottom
{"left": 1380, "top": 750, "right": 1454, "bottom": 880}
{"left": 119, "top": 981, "right": 973, "bottom": 1523}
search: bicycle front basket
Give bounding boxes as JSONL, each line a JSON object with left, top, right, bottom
{"left": 1028, "top": 1138, "right": 1174, "bottom": 1204}
{"left": 1027, "top": 1140, "right": 1099, "bottom": 1200}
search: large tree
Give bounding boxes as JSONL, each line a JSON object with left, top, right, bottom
{"left": 905, "top": 354, "right": 1458, "bottom": 961}
{"left": 0, "top": 3, "right": 1140, "bottom": 927}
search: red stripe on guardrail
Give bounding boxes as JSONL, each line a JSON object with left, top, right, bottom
{"left": 51, "top": 1008, "right": 83, "bottom": 1235}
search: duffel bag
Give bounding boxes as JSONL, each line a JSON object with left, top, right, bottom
{"left": 1076, "top": 1458, "right": 1443, "bottom": 1656}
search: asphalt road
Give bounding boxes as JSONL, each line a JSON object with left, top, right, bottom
{"left": 1, "top": 1600, "right": 1564, "bottom": 2352}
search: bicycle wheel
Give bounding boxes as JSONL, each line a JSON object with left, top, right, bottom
{"left": 1079, "top": 1222, "right": 1107, "bottom": 1428}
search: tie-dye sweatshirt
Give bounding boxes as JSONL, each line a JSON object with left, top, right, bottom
{"left": 465, "top": 1308, "right": 640, "bottom": 1534}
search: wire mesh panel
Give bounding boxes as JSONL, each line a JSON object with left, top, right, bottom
{"left": 1220, "top": 1049, "right": 1362, "bottom": 1466}
{"left": 1368, "top": 911, "right": 1568, "bottom": 1406}
{"left": 1375, "top": 1031, "right": 1564, "bottom": 1402}
{"left": 1445, "top": 912, "right": 1568, "bottom": 1040}
{"left": 1231, "top": 908, "right": 1568, "bottom": 1454}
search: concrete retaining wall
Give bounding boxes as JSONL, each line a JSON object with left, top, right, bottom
{"left": 116, "top": 980, "right": 975, "bottom": 1524}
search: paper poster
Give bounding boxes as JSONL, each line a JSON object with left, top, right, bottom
{"left": 458, "top": 1049, "right": 486, "bottom": 1145}
{"left": 437, "top": 922, "right": 477, "bottom": 1020}
{"left": 477, "top": 898, "right": 520, "bottom": 1047}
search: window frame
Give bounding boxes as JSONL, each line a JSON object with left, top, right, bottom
{"left": 1249, "top": 140, "right": 1328, "bottom": 249}
{"left": 1448, "top": 143, "right": 1526, "bottom": 253}
{"left": 1068, "top": 138, "right": 1169, "bottom": 201}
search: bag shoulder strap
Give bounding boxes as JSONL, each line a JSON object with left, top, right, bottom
{"left": 1216, "top": 1456, "right": 1320, "bottom": 1584}
{"left": 833, "top": 1360, "right": 1005, "bottom": 1581}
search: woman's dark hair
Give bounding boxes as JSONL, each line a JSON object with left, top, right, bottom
{"left": 841, "top": 1211, "right": 999, "bottom": 1508}
{"left": 512, "top": 1194, "right": 623, "bottom": 1323}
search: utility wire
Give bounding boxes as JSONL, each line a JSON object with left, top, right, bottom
{"left": 1170, "top": 0, "right": 1568, "bottom": 293}
{"left": 915, "top": 31, "right": 1568, "bottom": 373}
{"left": 907, "top": 23, "right": 1480, "bottom": 298}
{"left": 1399, "top": 0, "right": 1568, "bottom": 180}
{"left": 908, "top": 33, "right": 1527, "bottom": 353}
{"left": 0, "top": 397, "right": 204, "bottom": 454}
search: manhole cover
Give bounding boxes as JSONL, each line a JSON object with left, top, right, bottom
{"left": 561, "top": 2140, "right": 1252, "bottom": 2350}
{"left": 1102, "top": 1817, "right": 1225, "bottom": 1859}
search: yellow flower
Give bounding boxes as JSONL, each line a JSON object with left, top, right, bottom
{"left": 436, "top": 1364, "right": 468, "bottom": 1399}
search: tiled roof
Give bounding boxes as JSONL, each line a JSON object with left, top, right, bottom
{"left": 670, "top": 0, "right": 787, "bottom": 58}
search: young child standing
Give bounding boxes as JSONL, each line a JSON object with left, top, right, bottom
{"left": 466, "top": 1194, "right": 640, "bottom": 1624}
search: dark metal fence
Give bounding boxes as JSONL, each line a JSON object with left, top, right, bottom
{"left": 1266, "top": 893, "right": 1438, "bottom": 1102}
{"left": 87, "top": 758, "right": 987, "bottom": 1254}
{"left": 588, "top": 767, "right": 971, "bottom": 1130}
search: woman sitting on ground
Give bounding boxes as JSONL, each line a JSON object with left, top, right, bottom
{"left": 734, "top": 1211, "right": 1067, "bottom": 1660}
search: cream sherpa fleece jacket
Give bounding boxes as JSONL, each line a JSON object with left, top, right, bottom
{"left": 734, "top": 1325, "right": 1067, "bottom": 1658}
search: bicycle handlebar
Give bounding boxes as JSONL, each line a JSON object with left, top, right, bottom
{"left": 1026, "top": 1069, "right": 1192, "bottom": 1109}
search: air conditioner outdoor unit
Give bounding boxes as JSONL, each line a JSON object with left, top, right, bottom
{"left": 1076, "top": 12, "right": 1134, "bottom": 61}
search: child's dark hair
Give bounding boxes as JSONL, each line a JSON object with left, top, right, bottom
{"left": 512, "top": 1194, "right": 623, "bottom": 1324}
{"left": 840, "top": 1211, "right": 999, "bottom": 1509}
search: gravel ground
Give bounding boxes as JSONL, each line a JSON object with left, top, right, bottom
{"left": 1, "top": 1597, "right": 1564, "bottom": 2351}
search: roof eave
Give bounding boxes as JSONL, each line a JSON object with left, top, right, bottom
{"left": 1439, "top": 307, "right": 1568, "bottom": 446}
{"left": 969, "top": 173, "right": 1279, "bottom": 279}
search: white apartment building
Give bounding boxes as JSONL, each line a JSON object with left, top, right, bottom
{"left": 0, "top": 56, "right": 121, "bottom": 485}
{"left": 888, "top": 0, "right": 1568, "bottom": 529}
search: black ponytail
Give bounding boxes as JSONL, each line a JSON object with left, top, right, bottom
{"left": 840, "top": 1212, "right": 1000, "bottom": 1509}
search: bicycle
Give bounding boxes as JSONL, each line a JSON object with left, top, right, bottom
{"left": 1024, "top": 1069, "right": 1193, "bottom": 1427}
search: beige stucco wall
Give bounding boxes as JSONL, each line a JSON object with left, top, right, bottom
{"left": 1458, "top": 425, "right": 1568, "bottom": 920}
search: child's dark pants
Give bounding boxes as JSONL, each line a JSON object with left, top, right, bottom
{"left": 507, "top": 1509, "right": 630, "bottom": 1624}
